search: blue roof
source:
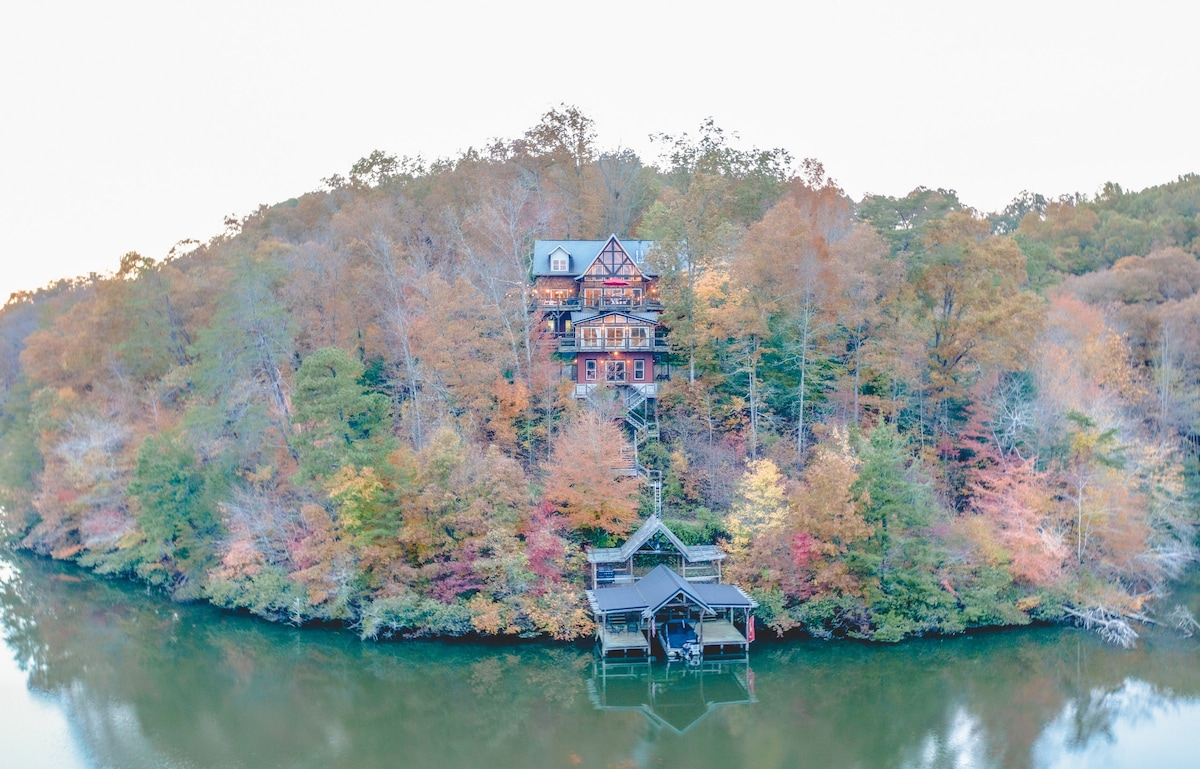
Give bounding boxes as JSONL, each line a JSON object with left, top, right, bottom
{"left": 588, "top": 565, "right": 756, "bottom": 616}
{"left": 532, "top": 237, "right": 656, "bottom": 277}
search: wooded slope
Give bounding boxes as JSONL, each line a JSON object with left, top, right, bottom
{"left": 2, "top": 109, "right": 1197, "bottom": 641}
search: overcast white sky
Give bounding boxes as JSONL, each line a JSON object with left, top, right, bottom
{"left": 2, "top": 1, "right": 1196, "bottom": 301}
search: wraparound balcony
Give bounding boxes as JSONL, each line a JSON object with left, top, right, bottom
{"left": 529, "top": 298, "right": 664, "bottom": 313}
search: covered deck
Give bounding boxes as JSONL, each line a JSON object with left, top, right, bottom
{"left": 596, "top": 613, "right": 652, "bottom": 658}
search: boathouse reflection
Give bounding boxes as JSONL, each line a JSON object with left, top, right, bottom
{"left": 587, "top": 658, "right": 757, "bottom": 735}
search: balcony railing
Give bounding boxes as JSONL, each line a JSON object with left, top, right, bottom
{"left": 577, "top": 337, "right": 654, "bottom": 351}
{"left": 558, "top": 336, "right": 671, "bottom": 354}
{"left": 532, "top": 298, "right": 582, "bottom": 310}
{"left": 573, "top": 382, "right": 658, "bottom": 400}
{"left": 530, "top": 297, "right": 664, "bottom": 313}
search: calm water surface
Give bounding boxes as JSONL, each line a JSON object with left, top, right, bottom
{"left": 3, "top": 548, "right": 1200, "bottom": 769}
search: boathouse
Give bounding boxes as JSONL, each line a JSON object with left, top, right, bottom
{"left": 587, "top": 564, "right": 757, "bottom": 661}
{"left": 585, "top": 515, "right": 757, "bottom": 661}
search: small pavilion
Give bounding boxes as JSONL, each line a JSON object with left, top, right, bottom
{"left": 586, "top": 514, "right": 725, "bottom": 589}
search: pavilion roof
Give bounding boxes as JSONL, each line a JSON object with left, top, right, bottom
{"left": 586, "top": 515, "right": 726, "bottom": 564}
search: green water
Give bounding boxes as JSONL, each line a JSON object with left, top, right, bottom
{"left": 3, "top": 549, "right": 1199, "bottom": 769}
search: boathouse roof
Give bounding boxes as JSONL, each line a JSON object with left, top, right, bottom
{"left": 587, "top": 565, "right": 756, "bottom": 617}
{"left": 586, "top": 515, "right": 726, "bottom": 565}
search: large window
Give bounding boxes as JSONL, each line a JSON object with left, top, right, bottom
{"left": 629, "top": 327, "right": 650, "bottom": 348}
{"left": 605, "top": 326, "right": 625, "bottom": 347}
{"left": 605, "top": 360, "right": 626, "bottom": 382}
{"left": 581, "top": 327, "right": 601, "bottom": 348}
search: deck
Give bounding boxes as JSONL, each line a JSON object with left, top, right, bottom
{"left": 598, "top": 625, "right": 651, "bottom": 657}
{"left": 697, "top": 619, "right": 748, "bottom": 652}
{"left": 661, "top": 619, "right": 748, "bottom": 659}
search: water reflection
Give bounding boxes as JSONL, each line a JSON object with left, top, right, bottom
{"left": 588, "top": 658, "right": 757, "bottom": 735}
{"left": 2, "top": 548, "right": 1200, "bottom": 769}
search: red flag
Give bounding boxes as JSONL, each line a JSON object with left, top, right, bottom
{"left": 747, "top": 615, "right": 756, "bottom": 643}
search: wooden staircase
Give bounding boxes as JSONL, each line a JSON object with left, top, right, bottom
{"left": 622, "top": 387, "right": 659, "bottom": 440}
{"left": 613, "top": 442, "right": 639, "bottom": 477}
{"left": 582, "top": 383, "right": 662, "bottom": 512}
{"left": 638, "top": 463, "right": 663, "bottom": 518}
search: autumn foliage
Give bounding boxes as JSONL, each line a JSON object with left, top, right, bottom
{"left": 1, "top": 111, "right": 1197, "bottom": 643}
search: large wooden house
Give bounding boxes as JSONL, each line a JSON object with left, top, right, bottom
{"left": 532, "top": 238, "right": 758, "bottom": 662}
{"left": 531, "top": 237, "right": 666, "bottom": 436}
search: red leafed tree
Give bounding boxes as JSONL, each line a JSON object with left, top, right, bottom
{"left": 960, "top": 395, "right": 1068, "bottom": 588}
{"left": 968, "top": 451, "right": 1068, "bottom": 587}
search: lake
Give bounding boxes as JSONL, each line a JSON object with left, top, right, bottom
{"left": 2, "top": 547, "right": 1199, "bottom": 769}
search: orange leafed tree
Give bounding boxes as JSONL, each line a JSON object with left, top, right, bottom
{"left": 792, "top": 429, "right": 873, "bottom": 597}
{"left": 539, "top": 411, "right": 640, "bottom": 536}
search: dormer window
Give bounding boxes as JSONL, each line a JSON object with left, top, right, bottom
{"left": 549, "top": 247, "right": 570, "bottom": 272}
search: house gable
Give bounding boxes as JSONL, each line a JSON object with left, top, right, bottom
{"left": 578, "top": 236, "right": 646, "bottom": 282}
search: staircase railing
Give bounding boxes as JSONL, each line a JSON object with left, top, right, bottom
{"left": 636, "top": 463, "right": 663, "bottom": 518}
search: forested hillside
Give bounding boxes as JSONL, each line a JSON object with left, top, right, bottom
{"left": 2, "top": 108, "right": 1197, "bottom": 642}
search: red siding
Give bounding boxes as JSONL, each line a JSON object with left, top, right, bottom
{"left": 575, "top": 352, "right": 654, "bottom": 384}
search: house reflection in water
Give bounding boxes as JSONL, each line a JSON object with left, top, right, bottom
{"left": 587, "top": 658, "right": 757, "bottom": 736}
